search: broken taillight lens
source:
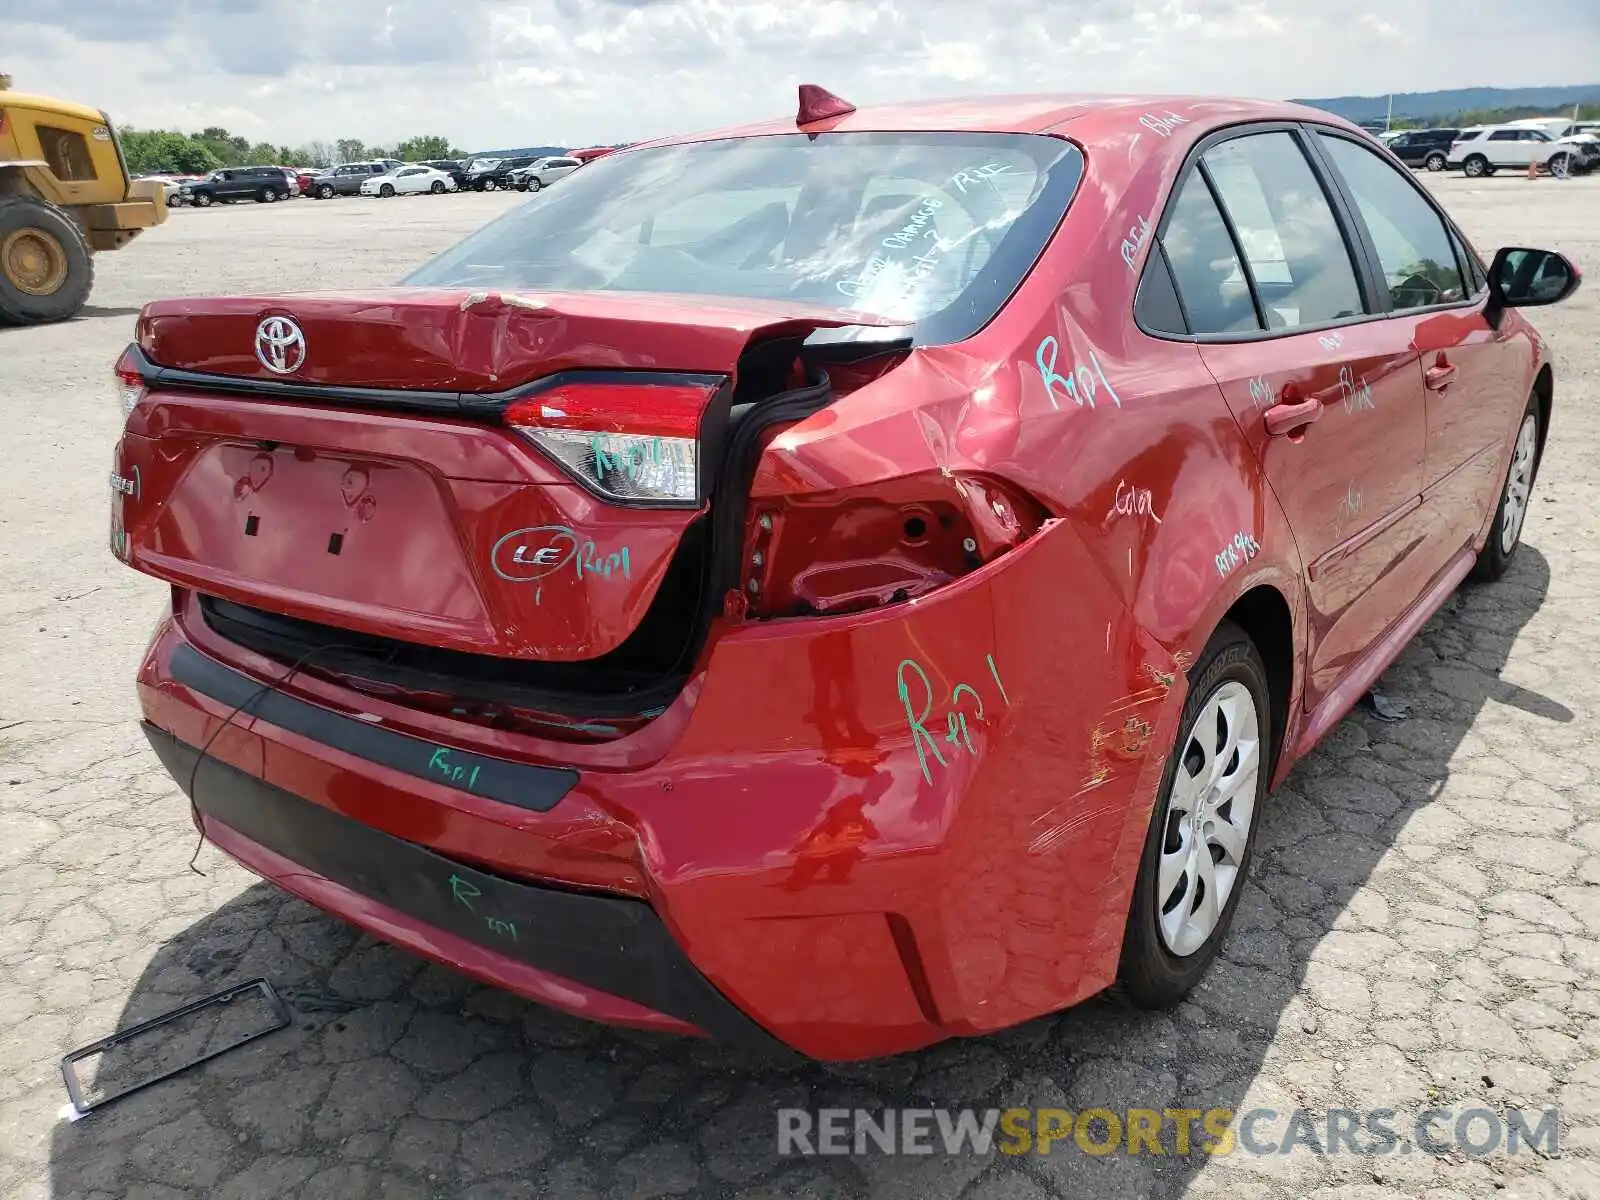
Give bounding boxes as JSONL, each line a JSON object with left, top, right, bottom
{"left": 503, "top": 380, "right": 719, "bottom": 507}
{"left": 114, "top": 345, "right": 145, "bottom": 418}
{"left": 744, "top": 472, "right": 1050, "bottom": 618}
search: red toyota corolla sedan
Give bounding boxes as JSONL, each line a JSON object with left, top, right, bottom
{"left": 110, "top": 88, "right": 1579, "bottom": 1060}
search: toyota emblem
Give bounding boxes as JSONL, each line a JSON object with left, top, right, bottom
{"left": 255, "top": 316, "right": 306, "bottom": 375}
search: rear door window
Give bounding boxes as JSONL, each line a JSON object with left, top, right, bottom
{"left": 1154, "top": 172, "right": 1259, "bottom": 335}
{"left": 1201, "top": 131, "right": 1365, "bottom": 330}
{"left": 1317, "top": 133, "right": 1465, "bottom": 310}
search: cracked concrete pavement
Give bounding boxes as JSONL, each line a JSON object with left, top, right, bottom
{"left": 2, "top": 177, "right": 1599, "bottom": 1200}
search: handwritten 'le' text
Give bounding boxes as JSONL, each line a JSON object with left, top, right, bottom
{"left": 898, "top": 654, "right": 1012, "bottom": 785}
{"left": 1215, "top": 531, "right": 1261, "bottom": 579}
{"left": 1036, "top": 337, "right": 1125, "bottom": 411}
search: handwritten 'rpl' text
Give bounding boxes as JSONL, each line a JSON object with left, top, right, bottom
{"left": 898, "top": 654, "right": 1012, "bottom": 785}
{"left": 1035, "top": 337, "right": 1125, "bottom": 411}
{"left": 449, "top": 874, "right": 519, "bottom": 943}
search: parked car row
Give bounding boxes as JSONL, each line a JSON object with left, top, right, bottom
{"left": 1379, "top": 118, "right": 1600, "bottom": 178}
{"left": 1447, "top": 118, "right": 1600, "bottom": 178}
{"left": 146, "top": 147, "right": 617, "bottom": 210}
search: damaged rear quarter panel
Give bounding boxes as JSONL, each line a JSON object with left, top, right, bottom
{"left": 631, "top": 517, "right": 1187, "bottom": 1053}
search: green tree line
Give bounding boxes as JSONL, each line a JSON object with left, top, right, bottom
{"left": 119, "top": 127, "right": 466, "bottom": 175}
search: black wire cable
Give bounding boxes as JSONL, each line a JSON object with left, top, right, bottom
{"left": 184, "top": 640, "right": 392, "bottom": 875}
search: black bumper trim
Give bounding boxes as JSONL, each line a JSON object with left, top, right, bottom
{"left": 143, "top": 723, "right": 788, "bottom": 1054}
{"left": 170, "top": 642, "right": 578, "bottom": 813}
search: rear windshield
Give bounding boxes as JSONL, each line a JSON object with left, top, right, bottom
{"left": 405, "top": 131, "right": 1086, "bottom": 344}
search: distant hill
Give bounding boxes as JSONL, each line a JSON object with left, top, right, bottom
{"left": 463, "top": 145, "right": 568, "bottom": 159}
{"left": 1295, "top": 85, "right": 1600, "bottom": 123}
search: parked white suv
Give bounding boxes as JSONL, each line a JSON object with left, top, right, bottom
{"left": 509, "top": 156, "right": 583, "bottom": 192}
{"left": 1448, "top": 123, "right": 1600, "bottom": 177}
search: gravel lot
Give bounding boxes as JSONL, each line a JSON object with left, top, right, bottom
{"left": 2, "top": 177, "right": 1599, "bottom": 1200}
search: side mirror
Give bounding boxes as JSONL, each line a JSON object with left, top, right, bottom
{"left": 1489, "top": 247, "right": 1582, "bottom": 308}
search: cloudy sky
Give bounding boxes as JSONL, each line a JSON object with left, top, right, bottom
{"left": 5, "top": 1, "right": 1597, "bottom": 151}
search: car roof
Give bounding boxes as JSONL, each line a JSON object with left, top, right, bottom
{"left": 630, "top": 92, "right": 1358, "bottom": 151}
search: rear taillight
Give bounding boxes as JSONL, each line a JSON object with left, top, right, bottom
{"left": 743, "top": 472, "right": 1050, "bottom": 619}
{"left": 504, "top": 380, "right": 719, "bottom": 507}
{"left": 113, "top": 346, "right": 145, "bottom": 417}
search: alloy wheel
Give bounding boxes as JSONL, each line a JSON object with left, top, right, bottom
{"left": 1500, "top": 413, "right": 1538, "bottom": 555}
{"left": 1156, "top": 679, "right": 1261, "bottom": 957}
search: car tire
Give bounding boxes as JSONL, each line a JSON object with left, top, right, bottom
{"left": 528, "top": 177, "right": 542, "bottom": 192}
{"left": 317, "top": 185, "right": 334, "bottom": 199}
{"left": 379, "top": 184, "right": 395, "bottom": 198}
{"left": 1549, "top": 153, "right": 1571, "bottom": 180}
{"left": 194, "top": 192, "right": 213, "bottom": 207}
{"left": 165, "top": 193, "right": 181, "bottom": 207}
{"left": 1425, "top": 152, "right": 1446, "bottom": 171}
{"left": 0, "top": 196, "right": 96, "bottom": 325}
{"left": 1118, "top": 620, "right": 1270, "bottom": 1009}
{"left": 1463, "top": 155, "right": 1489, "bottom": 178}
{"left": 1471, "top": 398, "right": 1541, "bottom": 582}
{"left": 430, "top": 180, "right": 445, "bottom": 194}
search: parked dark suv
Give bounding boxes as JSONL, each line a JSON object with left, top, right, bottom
{"left": 463, "top": 156, "right": 536, "bottom": 191}
{"left": 180, "top": 166, "right": 297, "bottom": 207}
{"left": 307, "top": 161, "right": 405, "bottom": 199}
{"left": 1385, "top": 128, "right": 1460, "bottom": 172}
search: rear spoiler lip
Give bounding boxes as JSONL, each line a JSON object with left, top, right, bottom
{"left": 123, "top": 343, "right": 727, "bottom": 419}
{"left": 124, "top": 322, "right": 909, "bottom": 417}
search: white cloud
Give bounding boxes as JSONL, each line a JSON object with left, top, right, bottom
{"left": 1, "top": 0, "right": 1595, "bottom": 150}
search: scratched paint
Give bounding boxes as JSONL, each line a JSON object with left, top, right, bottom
{"left": 1246, "top": 376, "right": 1274, "bottom": 410}
{"left": 1028, "top": 673, "right": 1167, "bottom": 855}
{"left": 898, "top": 653, "right": 1012, "bottom": 785}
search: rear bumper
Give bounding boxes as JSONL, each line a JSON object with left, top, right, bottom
{"left": 135, "top": 519, "right": 1187, "bottom": 1060}
{"left": 143, "top": 722, "right": 784, "bottom": 1050}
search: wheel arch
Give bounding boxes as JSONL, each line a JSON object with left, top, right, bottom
{"left": 1219, "top": 584, "right": 1295, "bottom": 783}
{"left": 1532, "top": 362, "right": 1553, "bottom": 470}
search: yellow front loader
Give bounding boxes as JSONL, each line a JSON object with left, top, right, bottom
{"left": 0, "top": 73, "right": 166, "bottom": 325}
